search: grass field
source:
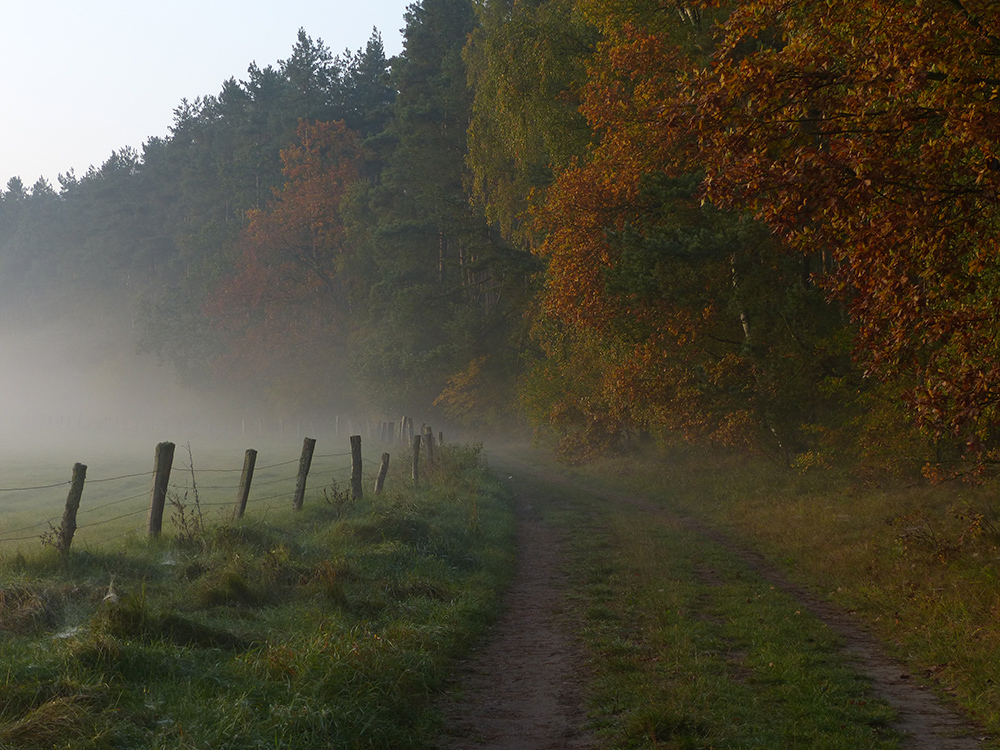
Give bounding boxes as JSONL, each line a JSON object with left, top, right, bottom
{"left": 0, "top": 435, "right": 389, "bottom": 554}
{"left": 6, "top": 433, "right": 995, "bottom": 748}
{"left": 0, "top": 440, "right": 515, "bottom": 749}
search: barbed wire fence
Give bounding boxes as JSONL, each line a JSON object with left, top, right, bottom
{"left": 0, "top": 416, "right": 443, "bottom": 555}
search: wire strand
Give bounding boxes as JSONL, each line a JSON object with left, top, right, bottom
{"left": 88, "top": 471, "right": 154, "bottom": 484}
{"left": 77, "top": 507, "right": 148, "bottom": 528}
{"left": 0, "top": 516, "right": 60, "bottom": 538}
{"left": 78, "top": 491, "right": 150, "bottom": 515}
{"left": 0, "top": 481, "right": 69, "bottom": 492}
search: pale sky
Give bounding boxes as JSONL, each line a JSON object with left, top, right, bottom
{"left": 0, "top": 0, "right": 413, "bottom": 190}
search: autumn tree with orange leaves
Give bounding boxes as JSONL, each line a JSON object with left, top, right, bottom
{"left": 205, "top": 120, "right": 363, "bottom": 405}
{"left": 519, "top": 7, "right": 853, "bottom": 460}
{"left": 678, "top": 0, "right": 1000, "bottom": 461}
{"left": 473, "top": 0, "right": 1000, "bottom": 465}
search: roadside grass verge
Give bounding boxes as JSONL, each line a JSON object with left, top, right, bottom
{"left": 507, "top": 468, "right": 900, "bottom": 749}
{"left": 510, "top": 441, "right": 1000, "bottom": 746}
{"left": 0, "top": 443, "right": 515, "bottom": 749}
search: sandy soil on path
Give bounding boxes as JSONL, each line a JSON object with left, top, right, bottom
{"left": 437, "top": 489, "right": 596, "bottom": 750}
{"left": 438, "top": 455, "right": 989, "bottom": 749}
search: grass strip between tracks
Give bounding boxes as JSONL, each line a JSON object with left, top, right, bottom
{"left": 557, "top": 442, "right": 1000, "bottom": 746}
{"left": 509, "top": 465, "right": 902, "bottom": 749}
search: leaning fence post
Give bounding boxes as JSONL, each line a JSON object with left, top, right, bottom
{"left": 293, "top": 437, "right": 316, "bottom": 511}
{"left": 57, "top": 462, "right": 87, "bottom": 555}
{"left": 411, "top": 434, "right": 421, "bottom": 484}
{"left": 350, "top": 435, "right": 364, "bottom": 500}
{"left": 148, "top": 441, "right": 176, "bottom": 537}
{"left": 374, "top": 452, "right": 390, "bottom": 495}
{"left": 234, "top": 448, "right": 257, "bottom": 519}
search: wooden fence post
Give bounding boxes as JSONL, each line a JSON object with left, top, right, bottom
{"left": 148, "top": 441, "right": 175, "bottom": 537}
{"left": 423, "top": 426, "right": 435, "bottom": 466}
{"left": 234, "top": 448, "right": 257, "bottom": 519}
{"left": 350, "top": 435, "right": 363, "bottom": 500}
{"left": 411, "top": 434, "right": 421, "bottom": 484}
{"left": 293, "top": 437, "right": 316, "bottom": 511}
{"left": 57, "top": 462, "right": 87, "bottom": 555}
{"left": 374, "top": 452, "right": 390, "bottom": 495}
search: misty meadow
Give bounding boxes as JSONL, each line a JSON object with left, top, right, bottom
{"left": 3, "top": 0, "right": 1000, "bottom": 748}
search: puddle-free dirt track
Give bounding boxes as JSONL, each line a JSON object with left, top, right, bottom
{"left": 439, "top": 459, "right": 986, "bottom": 749}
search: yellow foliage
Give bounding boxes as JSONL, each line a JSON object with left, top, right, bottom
{"left": 435, "top": 356, "right": 490, "bottom": 423}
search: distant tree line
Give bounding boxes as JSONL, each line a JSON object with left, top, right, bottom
{"left": 3, "top": 0, "right": 999, "bottom": 473}
{"left": 0, "top": 5, "right": 532, "bottom": 429}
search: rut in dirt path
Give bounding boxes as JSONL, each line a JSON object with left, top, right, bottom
{"left": 437, "top": 490, "right": 595, "bottom": 750}
{"left": 439, "top": 456, "right": 988, "bottom": 749}
{"left": 687, "top": 515, "right": 988, "bottom": 750}
{"left": 496, "top": 454, "right": 988, "bottom": 750}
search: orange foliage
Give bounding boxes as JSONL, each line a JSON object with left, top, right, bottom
{"left": 684, "top": 0, "right": 1000, "bottom": 449}
{"left": 434, "top": 356, "right": 489, "bottom": 422}
{"left": 527, "top": 22, "right": 772, "bottom": 456}
{"left": 531, "top": 1, "right": 1000, "bottom": 460}
{"left": 206, "top": 120, "right": 363, "bottom": 381}
{"left": 534, "top": 26, "right": 689, "bottom": 328}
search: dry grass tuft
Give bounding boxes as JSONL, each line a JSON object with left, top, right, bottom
{"left": 0, "top": 694, "right": 99, "bottom": 749}
{"left": 0, "top": 585, "right": 56, "bottom": 635}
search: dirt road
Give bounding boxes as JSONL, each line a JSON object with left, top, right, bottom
{"left": 438, "top": 491, "right": 595, "bottom": 749}
{"left": 439, "top": 460, "right": 986, "bottom": 749}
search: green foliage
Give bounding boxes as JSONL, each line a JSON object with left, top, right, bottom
{"left": 0, "top": 5, "right": 536, "bottom": 426}
{"left": 1, "top": 0, "right": 977, "bottom": 469}
{"left": 346, "top": 0, "right": 539, "bottom": 419}
{"left": 465, "top": 0, "right": 595, "bottom": 241}
{"left": 0, "top": 26, "right": 399, "bottom": 410}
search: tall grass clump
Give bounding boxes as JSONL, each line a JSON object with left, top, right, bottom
{"left": 0, "top": 442, "right": 514, "bottom": 749}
